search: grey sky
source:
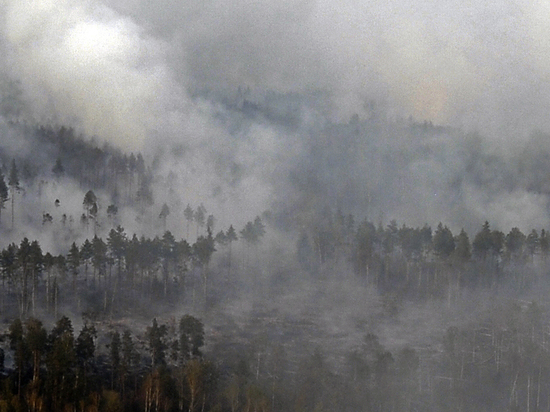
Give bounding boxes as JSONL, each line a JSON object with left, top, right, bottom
{"left": 1, "top": 0, "right": 549, "bottom": 148}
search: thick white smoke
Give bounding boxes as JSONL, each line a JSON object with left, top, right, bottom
{"left": 1, "top": 0, "right": 550, "bottom": 237}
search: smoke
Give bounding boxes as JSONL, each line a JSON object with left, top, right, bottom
{"left": 1, "top": 0, "right": 550, "bottom": 235}
{"left": 1, "top": 0, "right": 174, "bottom": 148}
{"left": 4, "top": 0, "right": 550, "bottom": 141}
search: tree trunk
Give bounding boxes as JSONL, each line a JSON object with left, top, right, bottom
{"left": 11, "top": 191, "right": 14, "bottom": 230}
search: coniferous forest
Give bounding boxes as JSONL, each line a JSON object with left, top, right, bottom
{"left": 0, "top": 117, "right": 550, "bottom": 412}
{"left": 2, "top": 2, "right": 550, "bottom": 409}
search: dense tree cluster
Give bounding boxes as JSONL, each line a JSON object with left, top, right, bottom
{"left": 294, "top": 208, "right": 550, "bottom": 299}
{"left": 0, "top": 314, "right": 216, "bottom": 412}
{"left": 0, "top": 211, "right": 269, "bottom": 319}
{"left": 4, "top": 303, "right": 549, "bottom": 412}
{"left": 3, "top": 121, "right": 550, "bottom": 411}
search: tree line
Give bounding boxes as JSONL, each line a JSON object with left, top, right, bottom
{"left": 0, "top": 314, "right": 215, "bottom": 412}
{"left": 5, "top": 302, "right": 547, "bottom": 412}
{"left": 0, "top": 214, "right": 265, "bottom": 319}
{"left": 297, "top": 210, "right": 550, "bottom": 298}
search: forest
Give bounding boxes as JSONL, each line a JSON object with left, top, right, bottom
{"left": 3, "top": 0, "right": 550, "bottom": 409}
{"left": 0, "top": 120, "right": 549, "bottom": 412}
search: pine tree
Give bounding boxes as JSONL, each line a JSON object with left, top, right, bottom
{"left": 16, "top": 237, "right": 31, "bottom": 316}
{"left": 146, "top": 318, "right": 167, "bottom": 368}
{"left": 109, "top": 331, "right": 121, "bottom": 390}
{"left": 158, "top": 231, "right": 177, "bottom": 297}
{"left": 29, "top": 240, "right": 43, "bottom": 315}
{"left": 8, "top": 159, "right": 19, "bottom": 230}
{"left": 453, "top": 229, "right": 471, "bottom": 263}
{"left": 106, "top": 204, "right": 118, "bottom": 228}
{"left": 159, "top": 203, "right": 170, "bottom": 232}
{"left": 472, "top": 221, "right": 492, "bottom": 260}
{"left": 525, "top": 229, "right": 539, "bottom": 260}
{"left": 505, "top": 227, "right": 526, "bottom": 260}
{"left": 46, "top": 316, "right": 76, "bottom": 410}
{"left": 76, "top": 324, "right": 96, "bottom": 368}
{"left": 121, "top": 330, "right": 139, "bottom": 397}
{"left": 194, "top": 228, "right": 216, "bottom": 303}
{"left": 433, "top": 223, "right": 455, "bottom": 259}
{"left": 83, "top": 190, "right": 97, "bottom": 233}
{"left": 9, "top": 318, "right": 27, "bottom": 396}
{"left": 25, "top": 318, "right": 47, "bottom": 383}
{"left": 80, "top": 239, "right": 93, "bottom": 281}
{"left": 226, "top": 225, "right": 238, "bottom": 277}
{"left": 0, "top": 169, "right": 8, "bottom": 225}
{"left": 75, "top": 324, "right": 96, "bottom": 402}
{"left": 107, "top": 226, "right": 127, "bottom": 280}
{"left": 184, "top": 204, "right": 194, "bottom": 239}
{"left": 540, "top": 229, "right": 549, "bottom": 259}
{"left": 179, "top": 315, "right": 205, "bottom": 360}
{"left": 206, "top": 214, "right": 215, "bottom": 233}
{"left": 67, "top": 242, "right": 80, "bottom": 293}
{"left": 194, "top": 204, "right": 206, "bottom": 238}
{"left": 91, "top": 236, "right": 108, "bottom": 284}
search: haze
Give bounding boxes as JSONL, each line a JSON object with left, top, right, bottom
{"left": 1, "top": 0, "right": 550, "bottom": 234}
